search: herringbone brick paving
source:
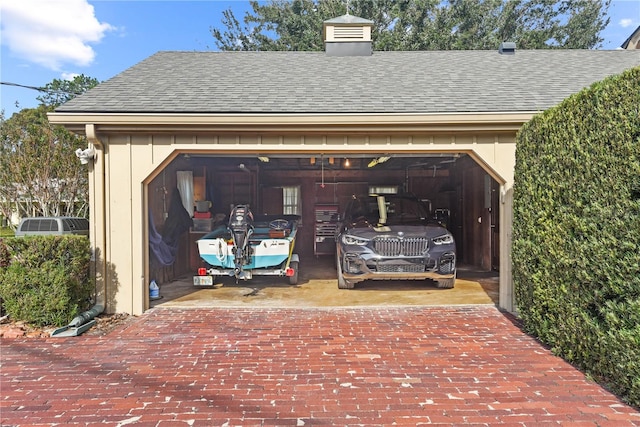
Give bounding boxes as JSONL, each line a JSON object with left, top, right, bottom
{"left": 1, "top": 306, "right": 639, "bottom": 426}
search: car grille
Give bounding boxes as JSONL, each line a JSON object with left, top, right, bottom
{"left": 373, "top": 237, "right": 428, "bottom": 256}
{"left": 376, "top": 263, "right": 426, "bottom": 273}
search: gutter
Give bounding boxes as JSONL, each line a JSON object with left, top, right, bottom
{"left": 47, "top": 111, "right": 537, "bottom": 135}
{"left": 51, "top": 124, "right": 106, "bottom": 337}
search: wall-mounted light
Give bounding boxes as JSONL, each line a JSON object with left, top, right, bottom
{"left": 344, "top": 158, "right": 351, "bottom": 167}
{"left": 258, "top": 156, "right": 269, "bottom": 162}
{"left": 310, "top": 157, "right": 316, "bottom": 165}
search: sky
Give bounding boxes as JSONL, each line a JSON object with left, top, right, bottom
{"left": 1, "top": 0, "right": 639, "bottom": 117}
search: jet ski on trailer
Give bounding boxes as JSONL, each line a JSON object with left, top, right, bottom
{"left": 194, "top": 205, "right": 300, "bottom": 286}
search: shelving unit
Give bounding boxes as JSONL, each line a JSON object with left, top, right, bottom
{"left": 314, "top": 204, "right": 339, "bottom": 256}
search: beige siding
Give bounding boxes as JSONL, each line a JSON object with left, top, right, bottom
{"left": 105, "top": 139, "right": 134, "bottom": 313}
{"left": 94, "top": 130, "right": 516, "bottom": 315}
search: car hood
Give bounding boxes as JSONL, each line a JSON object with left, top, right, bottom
{"left": 344, "top": 220, "right": 450, "bottom": 239}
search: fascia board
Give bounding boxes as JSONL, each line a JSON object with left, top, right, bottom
{"left": 47, "top": 112, "right": 536, "bottom": 135}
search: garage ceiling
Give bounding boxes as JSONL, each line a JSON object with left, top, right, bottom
{"left": 183, "top": 153, "right": 465, "bottom": 172}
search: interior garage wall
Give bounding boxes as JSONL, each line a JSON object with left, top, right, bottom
{"left": 256, "top": 167, "right": 455, "bottom": 260}
{"left": 452, "top": 156, "right": 501, "bottom": 270}
{"left": 96, "top": 131, "right": 516, "bottom": 315}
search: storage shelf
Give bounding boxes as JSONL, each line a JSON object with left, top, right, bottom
{"left": 314, "top": 204, "right": 339, "bottom": 256}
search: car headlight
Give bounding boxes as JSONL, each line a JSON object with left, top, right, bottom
{"left": 432, "top": 233, "right": 454, "bottom": 245}
{"left": 341, "top": 234, "right": 370, "bottom": 246}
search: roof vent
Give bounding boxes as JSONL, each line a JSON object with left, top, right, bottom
{"left": 499, "top": 42, "right": 516, "bottom": 55}
{"left": 323, "top": 14, "right": 374, "bottom": 56}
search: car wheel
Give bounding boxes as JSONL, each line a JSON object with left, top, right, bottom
{"left": 437, "top": 273, "right": 456, "bottom": 289}
{"left": 336, "top": 251, "right": 354, "bottom": 289}
{"left": 288, "top": 261, "right": 299, "bottom": 285}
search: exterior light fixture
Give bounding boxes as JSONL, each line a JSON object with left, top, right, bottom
{"left": 75, "top": 146, "right": 95, "bottom": 165}
{"left": 344, "top": 158, "right": 351, "bottom": 167}
{"left": 258, "top": 156, "right": 269, "bottom": 162}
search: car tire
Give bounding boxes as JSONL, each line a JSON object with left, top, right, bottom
{"left": 336, "top": 251, "right": 354, "bottom": 289}
{"left": 288, "top": 261, "right": 299, "bottom": 285}
{"left": 437, "top": 273, "right": 456, "bottom": 289}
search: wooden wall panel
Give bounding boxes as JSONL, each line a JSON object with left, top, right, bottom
{"left": 457, "top": 157, "right": 493, "bottom": 270}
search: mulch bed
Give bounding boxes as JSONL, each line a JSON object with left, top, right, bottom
{"left": 0, "top": 313, "right": 135, "bottom": 338}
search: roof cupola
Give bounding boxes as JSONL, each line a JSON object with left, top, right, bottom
{"left": 323, "top": 14, "right": 374, "bottom": 56}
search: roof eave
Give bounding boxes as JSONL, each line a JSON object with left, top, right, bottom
{"left": 47, "top": 112, "right": 537, "bottom": 135}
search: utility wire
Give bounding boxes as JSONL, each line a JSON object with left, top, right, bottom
{"left": 1, "top": 81, "right": 47, "bottom": 92}
{"left": 1, "top": 81, "right": 84, "bottom": 95}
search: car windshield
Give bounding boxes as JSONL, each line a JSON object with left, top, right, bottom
{"left": 346, "top": 195, "right": 429, "bottom": 225}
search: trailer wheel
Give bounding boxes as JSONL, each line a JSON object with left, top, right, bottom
{"left": 288, "top": 261, "right": 299, "bottom": 285}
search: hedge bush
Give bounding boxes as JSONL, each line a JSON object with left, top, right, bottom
{"left": 0, "top": 236, "right": 93, "bottom": 327}
{"left": 513, "top": 66, "right": 640, "bottom": 408}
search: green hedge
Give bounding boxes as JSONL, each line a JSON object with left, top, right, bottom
{"left": 513, "top": 66, "right": 640, "bottom": 408}
{"left": 0, "top": 236, "right": 93, "bottom": 327}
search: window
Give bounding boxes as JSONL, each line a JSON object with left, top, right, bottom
{"left": 282, "top": 186, "right": 301, "bottom": 216}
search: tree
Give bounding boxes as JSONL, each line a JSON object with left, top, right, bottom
{"left": 211, "top": 0, "right": 610, "bottom": 51}
{"left": 0, "top": 75, "right": 98, "bottom": 226}
{"left": 36, "top": 74, "right": 99, "bottom": 107}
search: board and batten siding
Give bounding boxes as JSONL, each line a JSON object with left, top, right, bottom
{"left": 96, "top": 131, "right": 516, "bottom": 314}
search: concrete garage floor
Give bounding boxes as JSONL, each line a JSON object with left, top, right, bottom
{"left": 151, "top": 256, "right": 499, "bottom": 309}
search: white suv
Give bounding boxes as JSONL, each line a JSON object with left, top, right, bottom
{"left": 15, "top": 217, "right": 89, "bottom": 237}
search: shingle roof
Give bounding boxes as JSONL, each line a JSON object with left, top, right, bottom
{"left": 57, "top": 50, "right": 640, "bottom": 114}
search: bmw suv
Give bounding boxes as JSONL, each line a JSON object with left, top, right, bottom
{"left": 335, "top": 194, "right": 456, "bottom": 289}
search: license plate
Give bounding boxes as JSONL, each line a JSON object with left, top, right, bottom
{"left": 193, "top": 276, "right": 214, "bottom": 286}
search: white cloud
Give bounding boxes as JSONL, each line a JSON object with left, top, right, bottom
{"left": 61, "top": 72, "right": 80, "bottom": 81}
{"left": 0, "top": 0, "right": 113, "bottom": 70}
{"left": 619, "top": 18, "right": 634, "bottom": 28}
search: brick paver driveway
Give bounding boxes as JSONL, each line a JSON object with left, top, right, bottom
{"left": 2, "top": 306, "right": 639, "bottom": 426}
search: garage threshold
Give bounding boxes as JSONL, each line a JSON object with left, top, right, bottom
{"left": 150, "top": 257, "right": 498, "bottom": 309}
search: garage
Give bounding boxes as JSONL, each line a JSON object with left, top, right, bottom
{"left": 142, "top": 149, "right": 502, "bottom": 308}
{"left": 48, "top": 14, "right": 639, "bottom": 315}
{"left": 138, "top": 131, "right": 512, "bottom": 310}
{"left": 148, "top": 151, "right": 500, "bottom": 275}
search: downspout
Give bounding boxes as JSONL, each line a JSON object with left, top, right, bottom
{"left": 51, "top": 124, "right": 106, "bottom": 337}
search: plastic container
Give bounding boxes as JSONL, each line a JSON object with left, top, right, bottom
{"left": 149, "top": 280, "right": 160, "bottom": 299}
{"left": 192, "top": 218, "right": 214, "bottom": 232}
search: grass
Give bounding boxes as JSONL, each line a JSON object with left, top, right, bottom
{"left": 0, "top": 227, "right": 15, "bottom": 238}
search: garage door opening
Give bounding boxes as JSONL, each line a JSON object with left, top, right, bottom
{"left": 146, "top": 152, "right": 500, "bottom": 306}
